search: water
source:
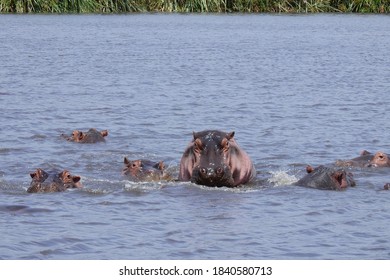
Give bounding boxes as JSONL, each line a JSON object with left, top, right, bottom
{"left": 0, "top": 14, "right": 389, "bottom": 260}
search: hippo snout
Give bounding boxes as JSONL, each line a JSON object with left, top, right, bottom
{"left": 199, "top": 166, "right": 224, "bottom": 178}
{"left": 191, "top": 164, "right": 234, "bottom": 187}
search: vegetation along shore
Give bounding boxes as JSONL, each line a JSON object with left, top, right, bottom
{"left": 0, "top": 0, "right": 389, "bottom": 13}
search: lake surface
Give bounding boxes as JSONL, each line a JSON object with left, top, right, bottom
{"left": 0, "top": 13, "right": 389, "bottom": 260}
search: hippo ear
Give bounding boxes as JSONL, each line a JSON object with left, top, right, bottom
{"left": 360, "top": 150, "right": 371, "bottom": 156}
{"left": 156, "top": 161, "right": 165, "bottom": 170}
{"left": 30, "top": 169, "right": 42, "bottom": 179}
{"left": 306, "top": 165, "right": 314, "bottom": 173}
{"left": 101, "top": 130, "right": 108, "bottom": 137}
{"left": 124, "top": 157, "right": 130, "bottom": 164}
{"left": 226, "top": 131, "right": 235, "bottom": 140}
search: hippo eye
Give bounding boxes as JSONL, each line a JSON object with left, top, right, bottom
{"left": 62, "top": 172, "right": 71, "bottom": 180}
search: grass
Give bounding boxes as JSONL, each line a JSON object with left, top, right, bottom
{"left": 0, "top": 0, "right": 388, "bottom": 13}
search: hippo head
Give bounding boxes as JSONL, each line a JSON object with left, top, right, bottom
{"left": 100, "top": 130, "right": 108, "bottom": 137}
{"left": 30, "top": 168, "right": 49, "bottom": 182}
{"left": 58, "top": 170, "right": 82, "bottom": 189}
{"left": 28, "top": 169, "right": 50, "bottom": 193}
{"left": 123, "top": 158, "right": 143, "bottom": 177}
{"left": 305, "top": 165, "right": 355, "bottom": 190}
{"left": 65, "top": 128, "right": 108, "bottom": 143}
{"left": 28, "top": 169, "right": 81, "bottom": 193}
{"left": 367, "top": 152, "right": 390, "bottom": 167}
{"left": 71, "top": 130, "right": 84, "bottom": 142}
{"left": 123, "top": 158, "right": 165, "bottom": 175}
{"left": 122, "top": 157, "right": 168, "bottom": 181}
{"left": 190, "top": 130, "right": 235, "bottom": 187}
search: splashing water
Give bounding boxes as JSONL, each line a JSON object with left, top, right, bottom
{"left": 268, "top": 170, "right": 298, "bottom": 187}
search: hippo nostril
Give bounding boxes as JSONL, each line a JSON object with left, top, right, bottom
{"left": 216, "top": 167, "right": 224, "bottom": 175}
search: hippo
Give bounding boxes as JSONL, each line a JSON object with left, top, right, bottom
{"left": 295, "top": 165, "right": 356, "bottom": 191}
{"left": 179, "top": 130, "right": 256, "bottom": 187}
{"left": 27, "top": 168, "right": 82, "bottom": 193}
{"left": 122, "top": 157, "right": 171, "bottom": 181}
{"left": 335, "top": 150, "right": 390, "bottom": 168}
{"left": 63, "top": 128, "right": 108, "bottom": 143}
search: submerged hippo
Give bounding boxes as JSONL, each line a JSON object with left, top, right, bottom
{"left": 179, "top": 130, "right": 256, "bottom": 187}
{"left": 28, "top": 168, "right": 82, "bottom": 193}
{"left": 335, "top": 150, "right": 390, "bottom": 168}
{"left": 295, "top": 165, "right": 356, "bottom": 191}
{"left": 122, "top": 157, "right": 171, "bottom": 181}
{"left": 63, "top": 128, "right": 108, "bottom": 143}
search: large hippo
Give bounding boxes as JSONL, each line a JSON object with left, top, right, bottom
{"left": 28, "top": 168, "right": 82, "bottom": 193}
{"left": 122, "top": 157, "right": 172, "bottom": 181}
{"left": 63, "top": 128, "right": 108, "bottom": 143}
{"left": 335, "top": 150, "right": 390, "bottom": 168}
{"left": 179, "top": 130, "right": 256, "bottom": 187}
{"left": 295, "top": 165, "right": 356, "bottom": 191}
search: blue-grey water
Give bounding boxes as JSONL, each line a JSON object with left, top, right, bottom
{"left": 0, "top": 14, "right": 389, "bottom": 260}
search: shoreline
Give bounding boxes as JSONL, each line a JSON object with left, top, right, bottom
{"left": 1, "top": 0, "right": 389, "bottom": 14}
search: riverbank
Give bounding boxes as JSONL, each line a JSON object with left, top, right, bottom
{"left": 1, "top": 0, "right": 389, "bottom": 13}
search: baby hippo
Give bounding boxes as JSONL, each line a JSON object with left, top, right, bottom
{"left": 335, "top": 150, "right": 390, "bottom": 168}
{"left": 28, "top": 168, "right": 82, "bottom": 193}
{"left": 64, "top": 128, "right": 108, "bottom": 143}
{"left": 295, "top": 165, "right": 356, "bottom": 191}
{"left": 122, "top": 157, "right": 171, "bottom": 182}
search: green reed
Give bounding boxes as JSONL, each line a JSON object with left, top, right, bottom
{"left": 0, "top": 0, "right": 388, "bottom": 13}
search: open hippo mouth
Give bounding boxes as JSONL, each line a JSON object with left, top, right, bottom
{"left": 332, "top": 170, "right": 355, "bottom": 190}
{"left": 332, "top": 171, "right": 348, "bottom": 189}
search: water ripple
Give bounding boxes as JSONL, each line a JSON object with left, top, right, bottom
{"left": 0, "top": 14, "right": 389, "bottom": 260}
